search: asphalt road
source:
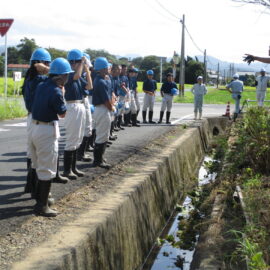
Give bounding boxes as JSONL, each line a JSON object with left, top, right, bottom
{"left": 0, "top": 101, "right": 226, "bottom": 236}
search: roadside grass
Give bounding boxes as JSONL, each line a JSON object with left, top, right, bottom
{"left": 0, "top": 98, "right": 27, "bottom": 120}
{"left": 0, "top": 77, "right": 24, "bottom": 97}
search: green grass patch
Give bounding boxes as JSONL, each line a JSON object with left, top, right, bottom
{"left": 0, "top": 77, "right": 24, "bottom": 97}
{"left": 0, "top": 98, "right": 27, "bottom": 120}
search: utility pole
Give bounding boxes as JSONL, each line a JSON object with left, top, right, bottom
{"left": 179, "top": 14, "right": 185, "bottom": 96}
{"left": 160, "top": 57, "right": 163, "bottom": 83}
{"left": 216, "top": 62, "right": 220, "bottom": 88}
{"left": 4, "top": 34, "right": 8, "bottom": 98}
{"left": 203, "top": 49, "right": 207, "bottom": 84}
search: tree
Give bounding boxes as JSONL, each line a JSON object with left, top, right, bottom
{"left": 131, "top": 57, "right": 143, "bottom": 68}
{"left": 17, "top": 37, "right": 38, "bottom": 63}
{"left": 47, "top": 47, "right": 67, "bottom": 59}
{"left": 84, "top": 48, "right": 118, "bottom": 63}
{"left": 185, "top": 59, "right": 204, "bottom": 84}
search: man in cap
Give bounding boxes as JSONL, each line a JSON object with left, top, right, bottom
{"left": 191, "top": 76, "right": 207, "bottom": 120}
{"left": 226, "top": 73, "right": 244, "bottom": 121}
{"left": 256, "top": 68, "right": 270, "bottom": 106}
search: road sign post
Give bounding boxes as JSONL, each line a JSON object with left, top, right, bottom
{"left": 0, "top": 19, "right": 14, "bottom": 98}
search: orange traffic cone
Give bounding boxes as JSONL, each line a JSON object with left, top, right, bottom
{"left": 223, "top": 101, "right": 231, "bottom": 119}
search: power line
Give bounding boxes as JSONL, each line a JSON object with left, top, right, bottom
{"left": 184, "top": 25, "right": 204, "bottom": 54}
{"left": 155, "top": 0, "right": 181, "bottom": 20}
{"left": 145, "top": 0, "right": 179, "bottom": 23}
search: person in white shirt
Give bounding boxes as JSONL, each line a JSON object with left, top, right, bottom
{"left": 191, "top": 76, "right": 207, "bottom": 120}
{"left": 256, "top": 68, "right": 270, "bottom": 106}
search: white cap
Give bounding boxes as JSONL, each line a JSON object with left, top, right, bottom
{"left": 233, "top": 73, "right": 239, "bottom": 79}
{"left": 197, "top": 76, "right": 203, "bottom": 80}
{"left": 260, "top": 67, "right": 266, "bottom": 72}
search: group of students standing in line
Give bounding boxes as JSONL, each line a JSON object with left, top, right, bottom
{"left": 22, "top": 47, "right": 191, "bottom": 218}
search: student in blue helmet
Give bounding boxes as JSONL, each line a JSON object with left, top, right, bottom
{"left": 142, "top": 69, "right": 157, "bottom": 123}
{"left": 128, "top": 68, "right": 140, "bottom": 126}
{"left": 92, "top": 57, "right": 114, "bottom": 169}
{"left": 77, "top": 52, "right": 94, "bottom": 161}
{"left": 133, "top": 67, "right": 141, "bottom": 122}
{"left": 119, "top": 64, "right": 132, "bottom": 127}
{"left": 158, "top": 73, "right": 178, "bottom": 124}
{"left": 22, "top": 48, "right": 68, "bottom": 196}
{"left": 29, "top": 57, "right": 72, "bottom": 217}
{"left": 63, "top": 49, "right": 92, "bottom": 180}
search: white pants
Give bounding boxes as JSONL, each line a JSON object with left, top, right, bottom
{"left": 84, "top": 97, "right": 92, "bottom": 137}
{"left": 134, "top": 92, "right": 140, "bottom": 111}
{"left": 257, "top": 91, "right": 266, "bottom": 107}
{"left": 64, "top": 103, "right": 86, "bottom": 151}
{"left": 26, "top": 113, "right": 33, "bottom": 159}
{"left": 118, "top": 95, "right": 126, "bottom": 116}
{"left": 161, "top": 94, "right": 173, "bottom": 112}
{"left": 130, "top": 90, "right": 137, "bottom": 114}
{"left": 93, "top": 105, "right": 111, "bottom": 144}
{"left": 29, "top": 123, "right": 58, "bottom": 180}
{"left": 143, "top": 93, "right": 155, "bottom": 111}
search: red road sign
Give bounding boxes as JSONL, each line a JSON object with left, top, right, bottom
{"left": 0, "top": 19, "right": 14, "bottom": 37}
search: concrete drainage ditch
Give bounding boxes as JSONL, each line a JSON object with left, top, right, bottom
{"left": 10, "top": 117, "right": 229, "bottom": 270}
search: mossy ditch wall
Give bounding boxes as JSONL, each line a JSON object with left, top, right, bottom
{"left": 11, "top": 117, "right": 229, "bottom": 270}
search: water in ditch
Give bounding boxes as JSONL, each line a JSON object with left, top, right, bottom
{"left": 141, "top": 156, "right": 217, "bottom": 270}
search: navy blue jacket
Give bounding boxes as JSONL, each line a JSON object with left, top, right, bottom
{"left": 32, "top": 78, "right": 66, "bottom": 122}
{"left": 23, "top": 75, "right": 47, "bottom": 113}
{"left": 92, "top": 74, "right": 111, "bottom": 106}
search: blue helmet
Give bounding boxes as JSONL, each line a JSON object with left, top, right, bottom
{"left": 30, "top": 48, "right": 51, "bottom": 62}
{"left": 94, "top": 57, "right": 111, "bottom": 71}
{"left": 147, "top": 70, "right": 154, "bottom": 75}
{"left": 83, "top": 53, "right": 90, "bottom": 60}
{"left": 171, "top": 88, "right": 178, "bottom": 95}
{"left": 118, "top": 88, "right": 126, "bottom": 97}
{"left": 90, "top": 104, "right": 95, "bottom": 113}
{"left": 117, "top": 102, "right": 124, "bottom": 109}
{"left": 67, "top": 49, "right": 83, "bottom": 61}
{"left": 49, "top": 58, "right": 73, "bottom": 75}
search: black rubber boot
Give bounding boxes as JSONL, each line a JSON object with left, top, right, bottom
{"left": 131, "top": 114, "right": 140, "bottom": 127}
{"left": 158, "top": 111, "right": 164, "bottom": 124}
{"left": 149, "top": 111, "right": 156, "bottom": 124}
{"left": 24, "top": 158, "right": 32, "bottom": 193}
{"left": 166, "top": 111, "right": 171, "bottom": 124}
{"left": 123, "top": 113, "right": 132, "bottom": 127}
{"left": 30, "top": 168, "right": 37, "bottom": 199}
{"left": 117, "top": 115, "right": 125, "bottom": 130}
{"left": 136, "top": 110, "right": 140, "bottom": 123}
{"left": 72, "top": 150, "right": 85, "bottom": 177}
{"left": 85, "top": 136, "right": 92, "bottom": 152}
{"left": 93, "top": 143, "right": 111, "bottom": 169}
{"left": 142, "top": 111, "right": 147, "bottom": 124}
{"left": 52, "top": 157, "right": 69, "bottom": 184}
{"left": 63, "top": 150, "right": 77, "bottom": 180}
{"left": 34, "top": 179, "right": 55, "bottom": 206}
{"left": 34, "top": 180, "right": 58, "bottom": 217}
{"left": 77, "top": 136, "right": 92, "bottom": 162}
{"left": 89, "top": 129, "right": 96, "bottom": 148}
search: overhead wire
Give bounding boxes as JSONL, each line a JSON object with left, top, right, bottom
{"left": 154, "top": 0, "right": 181, "bottom": 20}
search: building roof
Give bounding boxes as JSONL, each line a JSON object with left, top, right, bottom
{"left": 7, "top": 64, "right": 30, "bottom": 69}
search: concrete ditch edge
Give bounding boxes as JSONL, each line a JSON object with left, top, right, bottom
{"left": 11, "top": 117, "right": 229, "bottom": 270}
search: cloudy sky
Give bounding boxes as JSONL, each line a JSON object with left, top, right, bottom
{"left": 1, "top": 0, "right": 270, "bottom": 63}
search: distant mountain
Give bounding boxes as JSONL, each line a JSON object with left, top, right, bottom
{"left": 196, "top": 55, "right": 270, "bottom": 73}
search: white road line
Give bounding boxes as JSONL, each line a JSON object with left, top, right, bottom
{"left": 4, "top": 122, "right": 27, "bottom": 127}
{"left": 171, "top": 114, "right": 194, "bottom": 125}
{"left": 0, "top": 128, "right": 10, "bottom": 132}
{"left": 171, "top": 112, "right": 222, "bottom": 125}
